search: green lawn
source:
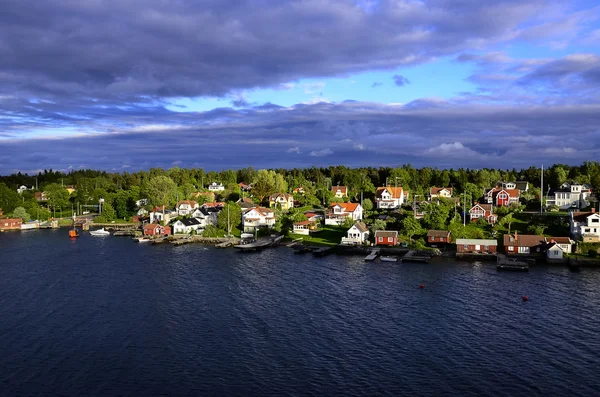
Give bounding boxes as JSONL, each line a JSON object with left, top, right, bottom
{"left": 289, "top": 226, "right": 346, "bottom": 246}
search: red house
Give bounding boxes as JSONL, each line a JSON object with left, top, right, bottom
{"left": 143, "top": 223, "right": 171, "bottom": 236}
{"left": 427, "top": 230, "right": 451, "bottom": 244}
{"left": 0, "top": 218, "right": 23, "bottom": 231}
{"left": 469, "top": 203, "right": 497, "bottom": 224}
{"left": 495, "top": 189, "right": 520, "bottom": 207}
{"left": 374, "top": 230, "right": 398, "bottom": 246}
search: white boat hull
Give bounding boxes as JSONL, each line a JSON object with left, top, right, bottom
{"left": 90, "top": 228, "right": 110, "bottom": 236}
{"left": 380, "top": 256, "right": 398, "bottom": 262}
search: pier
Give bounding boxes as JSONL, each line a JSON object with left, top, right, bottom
{"left": 497, "top": 254, "right": 529, "bottom": 271}
{"left": 402, "top": 250, "right": 432, "bottom": 263}
{"left": 233, "top": 235, "right": 283, "bottom": 251}
{"left": 364, "top": 249, "right": 380, "bottom": 261}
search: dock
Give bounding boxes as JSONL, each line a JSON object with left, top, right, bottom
{"left": 402, "top": 250, "right": 431, "bottom": 263}
{"left": 233, "top": 235, "right": 283, "bottom": 251}
{"left": 312, "top": 247, "right": 334, "bottom": 257}
{"left": 364, "top": 249, "right": 380, "bottom": 261}
{"left": 497, "top": 254, "right": 529, "bottom": 271}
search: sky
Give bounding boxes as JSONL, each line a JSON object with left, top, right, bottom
{"left": 0, "top": 0, "right": 599, "bottom": 174}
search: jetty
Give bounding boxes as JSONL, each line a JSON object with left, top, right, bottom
{"left": 497, "top": 254, "right": 529, "bottom": 271}
{"left": 402, "top": 250, "right": 431, "bottom": 263}
{"left": 233, "top": 235, "right": 283, "bottom": 252}
{"left": 364, "top": 249, "right": 380, "bottom": 262}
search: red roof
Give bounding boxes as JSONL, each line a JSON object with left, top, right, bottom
{"left": 430, "top": 187, "right": 452, "bottom": 196}
{"left": 331, "top": 186, "right": 348, "bottom": 194}
{"left": 177, "top": 200, "right": 198, "bottom": 207}
{"left": 376, "top": 186, "right": 404, "bottom": 199}
{"left": 330, "top": 202, "right": 360, "bottom": 212}
{"left": 294, "top": 220, "right": 314, "bottom": 226}
{"left": 144, "top": 223, "right": 161, "bottom": 231}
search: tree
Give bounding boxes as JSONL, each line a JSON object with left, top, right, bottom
{"left": 362, "top": 198, "right": 374, "bottom": 211}
{"left": 44, "top": 183, "right": 70, "bottom": 209}
{"left": 421, "top": 200, "right": 452, "bottom": 230}
{"left": 217, "top": 202, "right": 242, "bottom": 234}
{"left": 12, "top": 206, "right": 30, "bottom": 222}
{"left": 101, "top": 202, "right": 116, "bottom": 222}
{"left": 527, "top": 224, "right": 546, "bottom": 235}
{"left": 501, "top": 213, "right": 514, "bottom": 234}
{"left": 401, "top": 216, "right": 423, "bottom": 242}
{"left": 371, "top": 219, "right": 387, "bottom": 232}
{"left": 144, "top": 176, "right": 178, "bottom": 207}
{"left": 0, "top": 183, "right": 21, "bottom": 213}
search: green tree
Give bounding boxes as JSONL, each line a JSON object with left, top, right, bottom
{"left": 144, "top": 176, "right": 178, "bottom": 207}
{"left": 371, "top": 219, "right": 387, "bottom": 232}
{"left": 401, "top": 216, "right": 423, "bottom": 241}
{"left": 101, "top": 202, "right": 116, "bottom": 221}
{"left": 501, "top": 213, "right": 514, "bottom": 234}
{"left": 362, "top": 198, "right": 374, "bottom": 211}
{"left": 44, "top": 183, "right": 70, "bottom": 209}
{"left": 217, "top": 202, "right": 242, "bottom": 234}
{"left": 0, "top": 183, "right": 21, "bottom": 213}
{"left": 12, "top": 206, "right": 31, "bottom": 222}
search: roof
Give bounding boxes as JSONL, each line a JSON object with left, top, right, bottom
{"left": 177, "top": 200, "right": 198, "bottom": 207}
{"left": 331, "top": 186, "right": 348, "bottom": 194}
{"left": 144, "top": 223, "right": 162, "bottom": 230}
{"left": 500, "top": 189, "right": 520, "bottom": 198}
{"left": 503, "top": 234, "right": 544, "bottom": 247}
{"left": 351, "top": 222, "right": 368, "bottom": 233}
{"left": 376, "top": 186, "right": 404, "bottom": 199}
{"left": 572, "top": 211, "right": 597, "bottom": 223}
{"left": 374, "top": 230, "right": 398, "bottom": 238}
{"left": 548, "top": 237, "right": 572, "bottom": 244}
{"left": 330, "top": 202, "right": 360, "bottom": 212}
{"left": 269, "top": 193, "right": 293, "bottom": 200}
{"left": 456, "top": 239, "right": 498, "bottom": 246}
{"left": 294, "top": 220, "right": 314, "bottom": 226}
{"left": 515, "top": 181, "right": 529, "bottom": 190}
{"left": 178, "top": 218, "right": 201, "bottom": 226}
{"left": 244, "top": 206, "right": 274, "bottom": 216}
{"left": 427, "top": 230, "right": 450, "bottom": 237}
{"left": 471, "top": 203, "right": 493, "bottom": 213}
{"left": 430, "top": 187, "right": 452, "bottom": 195}
{"left": 202, "top": 202, "right": 225, "bottom": 208}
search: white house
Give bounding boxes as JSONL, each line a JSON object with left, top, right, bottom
{"left": 375, "top": 186, "right": 407, "bottom": 209}
{"left": 176, "top": 200, "right": 199, "bottom": 216}
{"left": 292, "top": 220, "right": 316, "bottom": 235}
{"left": 547, "top": 182, "right": 592, "bottom": 209}
{"left": 208, "top": 182, "right": 225, "bottom": 191}
{"left": 545, "top": 237, "right": 574, "bottom": 254}
{"left": 149, "top": 207, "right": 176, "bottom": 225}
{"left": 135, "top": 198, "right": 149, "bottom": 207}
{"left": 173, "top": 218, "right": 203, "bottom": 234}
{"left": 325, "top": 202, "right": 363, "bottom": 226}
{"left": 340, "top": 222, "right": 369, "bottom": 245}
{"left": 17, "top": 185, "right": 34, "bottom": 194}
{"left": 242, "top": 206, "right": 276, "bottom": 232}
{"left": 429, "top": 187, "right": 453, "bottom": 199}
{"left": 570, "top": 209, "right": 600, "bottom": 242}
{"left": 546, "top": 244, "right": 566, "bottom": 260}
{"left": 331, "top": 186, "right": 348, "bottom": 199}
{"left": 190, "top": 207, "right": 220, "bottom": 228}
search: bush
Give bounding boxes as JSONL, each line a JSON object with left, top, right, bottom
{"left": 589, "top": 249, "right": 598, "bottom": 258}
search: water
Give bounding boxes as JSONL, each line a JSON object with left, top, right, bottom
{"left": 1, "top": 230, "right": 600, "bottom": 396}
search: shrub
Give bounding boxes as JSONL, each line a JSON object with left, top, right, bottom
{"left": 589, "top": 249, "right": 598, "bottom": 258}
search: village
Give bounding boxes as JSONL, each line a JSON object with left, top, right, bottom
{"left": 1, "top": 171, "right": 599, "bottom": 269}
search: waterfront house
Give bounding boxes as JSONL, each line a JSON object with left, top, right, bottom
{"left": 269, "top": 193, "right": 294, "bottom": 211}
{"left": 172, "top": 218, "right": 203, "bottom": 234}
{"left": 469, "top": 203, "right": 497, "bottom": 224}
{"left": 374, "top": 230, "right": 398, "bottom": 246}
{"left": 546, "top": 243, "right": 567, "bottom": 260}
{"left": 149, "top": 206, "right": 176, "bottom": 225}
{"left": 331, "top": 186, "right": 348, "bottom": 199}
{"left": 143, "top": 223, "right": 171, "bottom": 236}
{"left": 569, "top": 209, "right": 600, "bottom": 242}
{"left": 208, "top": 182, "right": 225, "bottom": 191}
{"left": 176, "top": 200, "right": 199, "bottom": 216}
{"left": 325, "top": 202, "right": 363, "bottom": 226}
{"left": 340, "top": 222, "right": 369, "bottom": 245}
{"left": 456, "top": 239, "right": 497, "bottom": 254}
{"left": 427, "top": 230, "right": 451, "bottom": 245}
{"left": 292, "top": 220, "right": 317, "bottom": 235}
{"left": 375, "top": 186, "right": 407, "bottom": 209}
{"left": 0, "top": 218, "right": 22, "bottom": 231}
{"left": 503, "top": 233, "right": 544, "bottom": 255}
{"left": 546, "top": 182, "right": 592, "bottom": 210}
{"left": 242, "top": 206, "right": 276, "bottom": 232}
{"left": 544, "top": 237, "right": 574, "bottom": 254}
{"left": 429, "top": 187, "right": 453, "bottom": 199}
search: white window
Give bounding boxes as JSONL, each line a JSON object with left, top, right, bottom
{"left": 508, "top": 246, "right": 514, "bottom": 251}
{"left": 518, "top": 246, "right": 530, "bottom": 254}
{"left": 378, "top": 237, "right": 383, "bottom": 242}
{"left": 388, "top": 237, "right": 392, "bottom": 242}
{"left": 464, "top": 244, "right": 468, "bottom": 250}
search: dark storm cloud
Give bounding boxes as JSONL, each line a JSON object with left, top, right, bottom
{"left": 1, "top": 101, "right": 599, "bottom": 174}
{"left": 0, "top": 0, "right": 550, "bottom": 103}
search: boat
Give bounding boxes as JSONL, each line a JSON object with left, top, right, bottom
{"left": 380, "top": 256, "right": 398, "bottom": 262}
{"left": 69, "top": 229, "right": 79, "bottom": 238}
{"left": 90, "top": 228, "right": 110, "bottom": 236}
{"left": 136, "top": 237, "right": 151, "bottom": 243}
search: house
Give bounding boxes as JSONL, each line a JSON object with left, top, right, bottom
{"left": 292, "top": 220, "right": 317, "bottom": 235}
{"left": 135, "top": 198, "right": 149, "bottom": 208}
{"left": 34, "top": 191, "right": 48, "bottom": 201}
{"left": 269, "top": 193, "right": 294, "bottom": 211}
{"left": 569, "top": 209, "right": 600, "bottom": 242}
{"left": 340, "top": 222, "right": 369, "bottom": 245}
{"left": 331, "top": 186, "right": 348, "bottom": 198}
{"left": 208, "top": 182, "right": 225, "bottom": 191}
{"left": 429, "top": 187, "right": 453, "bottom": 199}
{"left": 293, "top": 187, "right": 305, "bottom": 195}
{"left": 503, "top": 233, "right": 544, "bottom": 255}
{"left": 149, "top": 206, "right": 176, "bottom": 225}
{"left": 143, "top": 223, "right": 171, "bottom": 236}
{"left": 456, "top": 239, "right": 497, "bottom": 254}
{"left": 136, "top": 207, "right": 149, "bottom": 216}
{"left": 17, "top": 185, "right": 34, "bottom": 194}
{"left": 546, "top": 182, "right": 592, "bottom": 210}
{"left": 65, "top": 185, "right": 76, "bottom": 194}
{"left": 545, "top": 237, "right": 574, "bottom": 253}
{"left": 173, "top": 218, "right": 203, "bottom": 234}
{"left": 304, "top": 212, "right": 324, "bottom": 222}
{"left": 469, "top": 203, "right": 497, "bottom": 224}
{"left": 546, "top": 243, "right": 567, "bottom": 260}
{"left": 427, "top": 230, "right": 451, "bottom": 245}
{"left": 176, "top": 200, "right": 199, "bottom": 216}
{"left": 515, "top": 181, "right": 529, "bottom": 192}
{"left": 202, "top": 201, "right": 225, "bottom": 210}
{"left": 238, "top": 182, "right": 252, "bottom": 192}
{"left": 374, "top": 230, "right": 398, "bottom": 246}
{"left": 375, "top": 186, "right": 407, "bottom": 209}
{"left": 0, "top": 218, "right": 22, "bottom": 231}
{"left": 242, "top": 207, "right": 276, "bottom": 232}
{"left": 236, "top": 197, "right": 255, "bottom": 209}
{"left": 325, "top": 202, "right": 363, "bottom": 226}
{"left": 495, "top": 189, "right": 520, "bottom": 206}
{"left": 190, "top": 191, "right": 216, "bottom": 202}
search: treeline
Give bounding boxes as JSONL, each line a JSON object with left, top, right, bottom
{"left": 1, "top": 162, "right": 599, "bottom": 221}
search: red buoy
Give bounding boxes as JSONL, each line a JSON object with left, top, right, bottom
{"left": 522, "top": 295, "right": 528, "bottom": 302}
{"left": 419, "top": 284, "right": 425, "bottom": 289}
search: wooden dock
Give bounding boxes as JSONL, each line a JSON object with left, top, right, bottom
{"left": 497, "top": 254, "right": 529, "bottom": 271}
{"left": 233, "top": 235, "right": 283, "bottom": 251}
{"left": 402, "top": 250, "right": 431, "bottom": 263}
{"left": 364, "top": 249, "right": 380, "bottom": 261}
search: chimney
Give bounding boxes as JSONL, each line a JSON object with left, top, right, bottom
{"left": 514, "top": 231, "right": 518, "bottom": 240}
{"left": 593, "top": 208, "right": 596, "bottom": 213}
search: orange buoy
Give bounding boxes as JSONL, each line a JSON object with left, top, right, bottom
{"left": 69, "top": 229, "right": 79, "bottom": 238}
{"left": 419, "top": 283, "right": 425, "bottom": 289}
{"left": 522, "top": 295, "right": 528, "bottom": 302}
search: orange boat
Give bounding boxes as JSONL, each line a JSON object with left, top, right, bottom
{"left": 69, "top": 229, "right": 79, "bottom": 238}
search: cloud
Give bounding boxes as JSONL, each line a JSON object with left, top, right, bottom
{"left": 286, "top": 147, "right": 301, "bottom": 154}
{"left": 310, "top": 148, "right": 334, "bottom": 157}
{"left": 393, "top": 75, "right": 411, "bottom": 87}
{"left": 302, "top": 82, "right": 325, "bottom": 95}
{"left": 372, "top": 82, "right": 383, "bottom": 88}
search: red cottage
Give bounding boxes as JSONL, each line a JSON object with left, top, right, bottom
{"left": 0, "top": 218, "right": 23, "bottom": 231}
{"left": 143, "top": 223, "right": 171, "bottom": 236}
{"left": 374, "top": 230, "right": 398, "bottom": 246}
{"left": 427, "top": 230, "right": 451, "bottom": 244}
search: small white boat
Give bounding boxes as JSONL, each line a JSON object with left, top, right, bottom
{"left": 90, "top": 228, "right": 110, "bottom": 236}
{"left": 136, "top": 237, "right": 150, "bottom": 243}
{"left": 380, "top": 256, "right": 398, "bottom": 262}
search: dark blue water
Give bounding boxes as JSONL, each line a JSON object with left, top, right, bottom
{"left": 1, "top": 230, "right": 600, "bottom": 396}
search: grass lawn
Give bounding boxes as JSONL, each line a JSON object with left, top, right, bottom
{"left": 289, "top": 226, "right": 346, "bottom": 246}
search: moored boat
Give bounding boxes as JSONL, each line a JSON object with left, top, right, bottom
{"left": 380, "top": 256, "right": 397, "bottom": 262}
{"left": 90, "top": 228, "right": 110, "bottom": 236}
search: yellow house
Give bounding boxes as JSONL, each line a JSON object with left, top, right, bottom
{"left": 269, "top": 193, "right": 294, "bottom": 210}
{"left": 65, "top": 185, "right": 76, "bottom": 194}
